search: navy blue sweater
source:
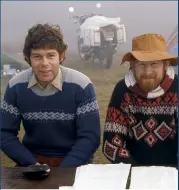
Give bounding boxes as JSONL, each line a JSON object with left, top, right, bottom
{"left": 1, "top": 66, "right": 101, "bottom": 167}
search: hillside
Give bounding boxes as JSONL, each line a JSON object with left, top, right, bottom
{"left": 1, "top": 52, "right": 29, "bottom": 70}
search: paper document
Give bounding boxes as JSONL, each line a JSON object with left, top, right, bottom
{"left": 73, "top": 163, "right": 131, "bottom": 190}
{"left": 130, "top": 166, "right": 178, "bottom": 189}
{"left": 59, "top": 187, "right": 74, "bottom": 190}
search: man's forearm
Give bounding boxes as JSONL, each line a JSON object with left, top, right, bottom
{"left": 60, "top": 136, "right": 100, "bottom": 168}
{"left": 1, "top": 131, "right": 37, "bottom": 166}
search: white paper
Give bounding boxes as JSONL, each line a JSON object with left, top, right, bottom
{"left": 73, "top": 163, "right": 131, "bottom": 190}
{"left": 59, "top": 186, "right": 74, "bottom": 190}
{"left": 130, "top": 166, "right": 178, "bottom": 190}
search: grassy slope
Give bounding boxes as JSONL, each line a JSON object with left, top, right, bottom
{"left": 1, "top": 52, "right": 29, "bottom": 70}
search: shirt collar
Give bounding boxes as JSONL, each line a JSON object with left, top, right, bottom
{"left": 28, "top": 68, "right": 62, "bottom": 90}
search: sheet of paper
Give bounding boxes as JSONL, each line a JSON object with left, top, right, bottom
{"left": 59, "top": 186, "right": 74, "bottom": 190}
{"left": 73, "top": 163, "right": 131, "bottom": 190}
{"left": 130, "top": 166, "right": 178, "bottom": 189}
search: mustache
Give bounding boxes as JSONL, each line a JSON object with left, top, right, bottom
{"left": 141, "top": 75, "right": 156, "bottom": 79}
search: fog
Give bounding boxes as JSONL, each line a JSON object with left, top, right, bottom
{"left": 1, "top": 1, "right": 178, "bottom": 53}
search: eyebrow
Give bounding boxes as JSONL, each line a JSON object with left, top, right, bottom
{"left": 31, "top": 52, "right": 57, "bottom": 56}
{"left": 31, "top": 53, "right": 41, "bottom": 56}
{"left": 47, "top": 52, "right": 56, "bottom": 55}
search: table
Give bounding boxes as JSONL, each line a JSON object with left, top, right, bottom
{"left": 1, "top": 167, "right": 76, "bottom": 189}
{"left": 1, "top": 165, "right": 176, "bottom": 189}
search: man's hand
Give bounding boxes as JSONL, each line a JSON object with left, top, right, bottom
{"left": 35, "top": 162, "right": 41, "bottom": 165}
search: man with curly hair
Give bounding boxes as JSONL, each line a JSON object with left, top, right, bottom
{"left": 1, "top": 24, "right": 101, "bottom": 168}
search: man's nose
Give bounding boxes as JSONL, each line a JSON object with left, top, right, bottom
{"left": 41, "top": 57, "right": 48, "bottom": 66}
{"left": 144, "top": 65, "right": 153, "bottom": 75}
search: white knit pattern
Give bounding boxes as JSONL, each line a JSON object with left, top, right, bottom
{"left": 22, "top": 112, "right": 75, "bottom": 121}
{"left": 124, "top": 104, "right": 177, "bottom": 115}
{"left": 104, "top": 121, "right": 128, "bottom": 135}
{"left": 76, "top": 100, "right": 99, "bottom": 116}
{"left": 1, "top": 100, "right": 20, "bottom": 117}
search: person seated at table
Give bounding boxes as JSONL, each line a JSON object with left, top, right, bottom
{"left": 102, "top": 33, "right": 178, "bottom": 167}
{"left": 1, "top": 23, "right": 101, "bottom": 167}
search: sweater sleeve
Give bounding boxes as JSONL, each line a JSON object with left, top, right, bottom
{"left": 102, "top": 82, "right": 136, "bottom": 165}
{"left": 0, "top": 83, "right": 37, "bottom": 166}
{"left": 60, "top": 83, "right": 101, "bottom": 168}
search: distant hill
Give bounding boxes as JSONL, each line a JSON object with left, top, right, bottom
{"left": 1, "top": 52, "right": 29, "bottom": 70}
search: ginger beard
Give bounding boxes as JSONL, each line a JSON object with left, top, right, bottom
{"left": 137, "top": 73, "right": 163, "bottom": 93}
{"left": 132, "top": 61, "right": 168, "bottom": 93}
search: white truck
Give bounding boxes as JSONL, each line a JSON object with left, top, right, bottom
{"left": 73, "top": 14, "right": 126, "bottom": 68}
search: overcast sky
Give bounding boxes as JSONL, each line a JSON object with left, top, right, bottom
{"left": 1, "top": 1, "right": 178, "bottom": 53}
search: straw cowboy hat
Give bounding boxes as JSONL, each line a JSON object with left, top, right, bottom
{"left": 121, "top": 33, "right": 178, "bottom": 66}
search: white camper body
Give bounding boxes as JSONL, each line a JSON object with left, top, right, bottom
{"left": 79, "top": 16, "right": 126, "bottom": 47}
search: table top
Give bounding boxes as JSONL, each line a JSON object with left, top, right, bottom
{"left": 1, "top": 165, "right": 177, "bottom": 189}
{"left": 1, "top": 167, "right": 77, "bottom": 189}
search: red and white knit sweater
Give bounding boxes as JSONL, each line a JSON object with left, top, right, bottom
{"left": 103, "top": 66, "right": 178, "bottom": 166}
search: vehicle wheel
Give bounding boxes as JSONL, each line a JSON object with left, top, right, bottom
{"left": 99, "top": 51, "right": 113, "bottom": 69}
{"left": 78, "top": 39, "right": 88, "bottom": 60}
{"left": 99, "top": 42, "right": 114, "bottom": 69}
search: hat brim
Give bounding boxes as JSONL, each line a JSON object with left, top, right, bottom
{"left": 121, "top": 51, "right": 178, "bottom": 66}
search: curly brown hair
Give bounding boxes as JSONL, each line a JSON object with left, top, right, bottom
{"left": 23, "top": 23, "right": 68, "bottom": 63}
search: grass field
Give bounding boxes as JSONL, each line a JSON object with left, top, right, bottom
{"left": 1, "top": 53, "right": 129, "bottom": 166}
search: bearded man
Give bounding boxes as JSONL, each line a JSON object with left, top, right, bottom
{"left": 103, "top": 33, "right": 178, "bottom": 167}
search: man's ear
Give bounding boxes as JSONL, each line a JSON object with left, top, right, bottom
{"left": 60, "top": 51, "right": 66, "bottom": 62}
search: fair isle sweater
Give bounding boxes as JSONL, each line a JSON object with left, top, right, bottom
{"left": 1, "top": 66, "right": 101, "bottom": 167}
{"left": 103, "top": 67, "right": 178, "bottom": 166}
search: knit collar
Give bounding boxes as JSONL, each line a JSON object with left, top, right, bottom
{"left": 125, "top": 66, "right": 175, "bottom": 99}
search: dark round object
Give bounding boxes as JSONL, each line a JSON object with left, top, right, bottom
{"left": 22, "top": 164, "right": 50, "bottom": 180}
